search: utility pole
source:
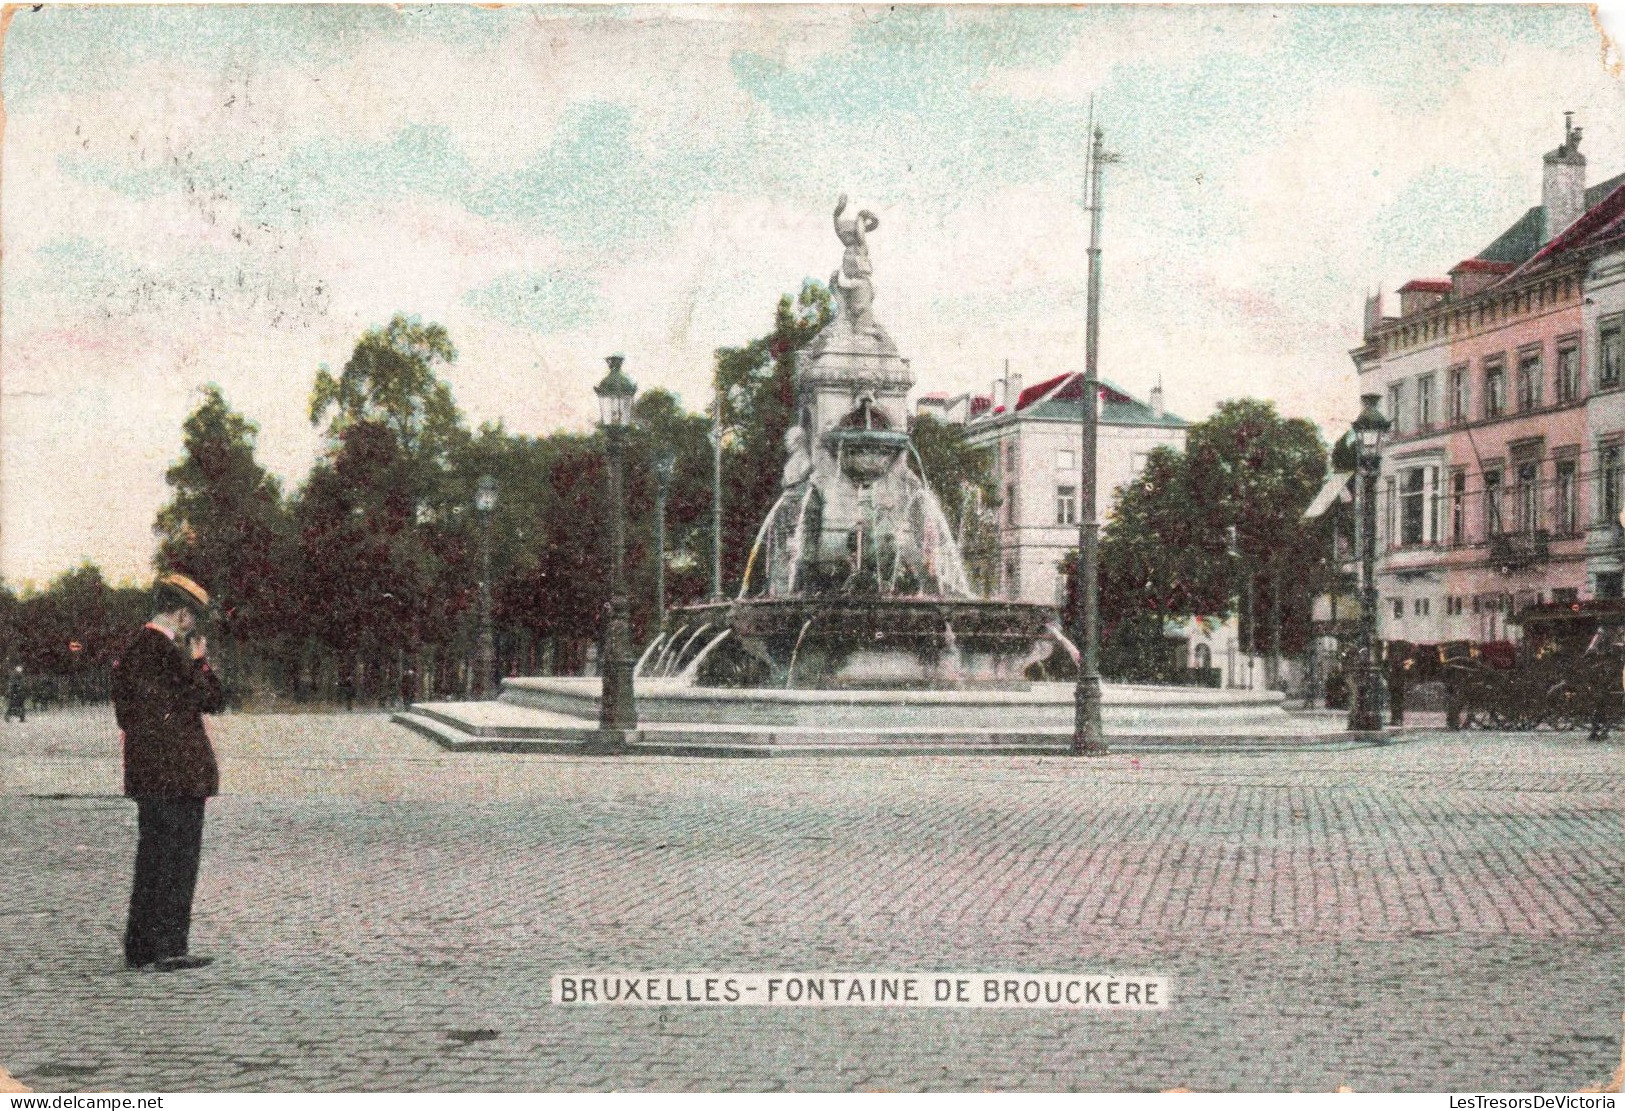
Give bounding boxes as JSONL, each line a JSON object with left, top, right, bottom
{"left": 711, "top": 377, "right": 724, "bottom": 601}
{"left": 1073, "top": 122, "right": 1118, "bottom": 757}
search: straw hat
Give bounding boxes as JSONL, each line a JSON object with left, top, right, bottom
{"left": 155, "top": 572, "right": 211, "bottom": 616}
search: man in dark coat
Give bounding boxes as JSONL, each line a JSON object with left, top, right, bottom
{"left": 112, "top": 573, "right": 224, "bottom": 972}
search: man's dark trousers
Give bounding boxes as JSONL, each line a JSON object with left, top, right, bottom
{"left": 125, "top": 797, "right": 206, "bottom": 967}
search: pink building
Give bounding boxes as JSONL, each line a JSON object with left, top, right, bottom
{"left": 1353, "top": 119, "right": 1625, "bottom": 648}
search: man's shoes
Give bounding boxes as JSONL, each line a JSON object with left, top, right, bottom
{"left": 152, "top": 954, "right": 212, "bottom": 972}
{"left": 127, "top": 954, "right": 212, "bottom": 972}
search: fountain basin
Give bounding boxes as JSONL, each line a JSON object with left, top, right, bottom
{"left": 498, "top": 675, "right": 1298, "bottom": 734}
{"left": 823, "top": 426, "right": 910, "bottom": 484}
{"left": 652, "top": 598, "right": 1068, "bottom": 688}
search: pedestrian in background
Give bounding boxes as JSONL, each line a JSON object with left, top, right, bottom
{"left": 112, "top": 573, "right": 224, "bottom": 972}
{"left": 1386, "top": 641, "right": 1413, "bottom": 726}
{"left": 5, "top": 666, "right": 26, "bottom": 722}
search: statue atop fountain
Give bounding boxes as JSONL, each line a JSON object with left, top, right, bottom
{"left": 819, "top": 195, "right": 895, "bottom": 354}
{"left": 643, "top": 196, "right": 1074, "bottom": 688}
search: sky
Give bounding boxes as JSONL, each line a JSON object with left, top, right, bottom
{"left": 3, "top": 3, "right": 1623, "bottom": 588}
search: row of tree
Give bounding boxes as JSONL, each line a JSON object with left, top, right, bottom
{"left": 138, "top": 283, "right": 997, "bottom": 703}
{"left": 4, "top": 279, "right": 1338, "bottom": 703}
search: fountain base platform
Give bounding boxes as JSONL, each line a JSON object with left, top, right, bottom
{"left": 393, "top": 677, "right": 1390, "bottom": 756}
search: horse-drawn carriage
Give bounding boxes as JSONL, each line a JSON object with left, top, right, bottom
{"left": 1443, "top": 600, "right": 1625, "bottom": 736}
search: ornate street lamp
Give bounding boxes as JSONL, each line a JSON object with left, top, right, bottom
{"left": 653, "top": 449, "right": 676, "bottom": 631}
{"left": 474, "top": 474, "right": 497, "bottom": 700}
{"left": 1349, "top": 392, "right": 1391, "bottom": 732}
{"left": 595, "top": 355, "right": 639, "bottom": 738}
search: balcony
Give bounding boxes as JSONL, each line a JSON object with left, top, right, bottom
{"left": 1489, "top": 529, "right": 1550, "bottom": 572}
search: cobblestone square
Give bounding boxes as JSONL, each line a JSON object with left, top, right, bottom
{"left": 3, "top": 707, "right": 1622, "bottom": 1091}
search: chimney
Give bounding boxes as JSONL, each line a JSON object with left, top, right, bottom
{"left": 1542, "top": 112, "right": 1586, "bottom": 244}
{"left": 1008, "top": 373, "right": 1023, "bottom": 411}
{"left": 1149, "top": 382, "right": 1165, "bottom": 419}
{"left": 991, "top": 378, "right": 1004, "bottom": 411}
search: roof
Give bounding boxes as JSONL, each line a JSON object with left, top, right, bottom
{"left": 1449, "top": 258, "right": 1514, "bottom": 275}
{"left": 1475, "top": 171, "right": 1625, "bottom": 265}
{"left": 1509, "top": 176, "right": 1625, "bottom": 280}
{"left": 1398, "top": 279, "right": 1451, "bottom": 294}
{"left": 969, "top": 371, "right": 1187, "bottom": 428}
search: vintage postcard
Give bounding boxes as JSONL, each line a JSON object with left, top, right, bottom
{"left": 1, "top": 2, "right": 1623, "bottom": 1097}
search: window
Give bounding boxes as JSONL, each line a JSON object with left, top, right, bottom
{"left": 1449, "top": 366, "right": 1469, "bottom": 423}
{"left": 1387, "top": 383, "right": 1405, "bottom": 433}
{"left": 1450, "top": 471, "right": 1467, "bottom": 544}
{"left": 1384, "top": 476, "right": 1397, "bottom": 547}
{"left": 1600, "top": 445, "right": 1622, "bottom": 525}
{"left": 1483, "top": 469, "right": 1503, "bottom": 536}
{"left": 1484, "top": 361, "right": 1506, "bottom": 418}
{"left": 1055, "top": 485, "right": 1076, "bottom": 526}
{"left": 1399, "top": 468, "right": 1425, "bottom": 545}
{"left": 1556, "top": 458, "right": 1578, "bottom": 536}
{"left": 1055, "top": 448, "right": 1075, "bottom": 472}
{"left": 1395, "top": 465, "right": 1440, "bottom": 546}
{"left": 1557, "top": 345, "right": 1580, "bottom": 403}
{"left": 1553, "top": 587, "right": 1579, "bottom": 605}
{"left": 1390, "top": 598, "right": 1403, "bottom": 620}
{"left": 1446, "top": 596, "right": 1464, "bottom": 616}
{"left": 1416, "top": 374, "right": 1435, "bottom": 429}
{"left": 1601, "top": 322, "right": 1622, "bottom": 389}
{"left": 1598, "top": 572, "right": 1623, "bottom": 600}
{"left": 1004, "top": 483, "right": 1018, "bottom": 527}
{"left": 1516, "top": 351, "right": 1542, "bottom": 412}
{"left": 1515, "top": 461, "right": 1540, "bottom": 533}
{"left": 1004, "top": 559, "right": 1019, "bottom": 597}
{"left": 1414, "top": 597, "right": 1430, "bottom": 617}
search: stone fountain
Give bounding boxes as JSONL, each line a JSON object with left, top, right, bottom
{"left": 397, "top": 198, "right": 1345, "bottom": 755}
{"left": 643, "top": 195, "right": 1072, "bottom": 689}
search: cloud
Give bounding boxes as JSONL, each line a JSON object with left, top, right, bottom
{"left": 463, "top": 270, "right": 601, "bottom": 333}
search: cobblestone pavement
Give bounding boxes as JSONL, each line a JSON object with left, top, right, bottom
{"left": 2, "top": 706, "right": 1622, "bottom": 1092}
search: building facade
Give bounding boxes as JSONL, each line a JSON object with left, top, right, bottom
{"left": 945, "top": 369, "right": 1188, "bottom": 608}
{"left": 1354, "top": 120, "right": 1625, "bottom": 647}
{"left": 1582, "top": 240, "right": 1625, "bottom": 597}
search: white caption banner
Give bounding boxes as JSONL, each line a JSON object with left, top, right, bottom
{"left": 552, "top": 972, "right": 1169, "bottom": 1009}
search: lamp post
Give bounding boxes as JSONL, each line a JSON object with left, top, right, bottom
{"left": 1349, "top": 393, "right": 1391, "bottom": 732}
{"left": 474, "top": 475, "right": 497, "bottom": 699}
{"left": 654, "top": 449, "right": 676, "bottom": 630}
{"left": 1073, "top": 123, "right": 1117, "bottom": 757}
{"left": 595, "top": 355, "right": 639, "bottom": 738}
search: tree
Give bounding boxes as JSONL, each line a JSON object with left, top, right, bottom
{"left": 309, "top": 314, "right": 464, "bottom": 468}
{"left": 1093, "top": 399, "right": 1330, "bottom": 683}
{"left": 15, "top": 564, "right": 146, "bottom": 699}
{"left": 296, "top": 316, "right": 470, "bottom": 699}
{"left": 713, "top": 280, "right": 832, "bottom": 593}
{"left": 1183, "top": 399, "right": 1329, "bottom": 681}
{"left": 154, "top": 386, "right": 293, "bottom": 654}
{"left": 486, "top": 389, "right": 715, "bottom": 675}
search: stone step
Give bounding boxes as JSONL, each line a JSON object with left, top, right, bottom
{"left": 394, "top": 704, "right": 1394, "bottom": 758}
